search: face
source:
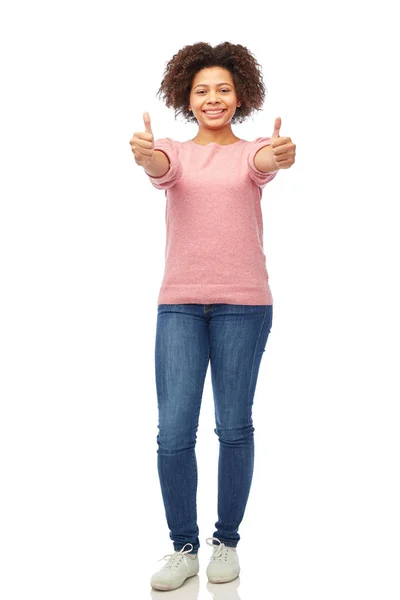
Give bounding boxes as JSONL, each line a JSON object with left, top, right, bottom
{"left": 188, "top": 67, "right": 241, "bottom": 127}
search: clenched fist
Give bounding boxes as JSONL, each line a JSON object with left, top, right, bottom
{"left": 129, "top": 112, "right": 154, "bottom": 167}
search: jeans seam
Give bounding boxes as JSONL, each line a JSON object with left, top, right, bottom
{"left": 247, "top": 305, "right": 269, "bottom": 423}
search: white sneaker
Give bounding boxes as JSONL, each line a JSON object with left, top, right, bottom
{"left": 206, "top": 537, "right": 240, "bottom": 583}
{"left": 150, "top": 543, "right": 199, "bottom": 591}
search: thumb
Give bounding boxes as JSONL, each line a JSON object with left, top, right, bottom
{"left": 272, "top": 116, "right": 281, "bottom": 138}
{"left": 143, "top": 112, "right": 152, "bottom": 134}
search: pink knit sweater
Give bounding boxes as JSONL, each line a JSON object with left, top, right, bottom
{"left": 146, "top": 137, "right": 278, "bottom": 305}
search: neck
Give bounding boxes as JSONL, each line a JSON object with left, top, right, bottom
{"left": 192, "top": 125, "right": 240, "bottom": 146}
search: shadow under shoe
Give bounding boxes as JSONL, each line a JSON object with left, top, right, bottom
{"left": 150, "top": 543, "right": 199, "bottom": 591}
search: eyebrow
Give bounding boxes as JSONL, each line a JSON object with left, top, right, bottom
{"left": 193, "top": 82, "right": 232, "bottom": 89}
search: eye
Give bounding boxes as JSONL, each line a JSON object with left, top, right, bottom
{"left": 196, "top": 89, "right": 231, "bottom": 94}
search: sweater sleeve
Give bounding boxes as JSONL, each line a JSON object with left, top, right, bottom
{"left": 146, "top": 138, "right": 183, "bottom": 190}
{"left": 247, "top": 137, "right": 279, "bottom": 189}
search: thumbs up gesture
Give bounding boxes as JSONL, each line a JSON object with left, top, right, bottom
{"left": 269, "top": 117, "right": 296, "bottom": 170}
{"left": 129, "top": 112, "right": 155, "bottom": 168}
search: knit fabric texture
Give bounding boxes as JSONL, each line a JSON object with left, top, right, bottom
{"left": 146, "top": 138, "right": 278, "bottom": 305}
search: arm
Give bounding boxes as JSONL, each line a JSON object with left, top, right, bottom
{"left": 253, "top": 145, "right": 279, "bottom": 174}
{"left": 144, "top": 150, "right": 170, "bottom": 178}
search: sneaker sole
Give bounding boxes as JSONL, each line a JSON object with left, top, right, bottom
{"left": 151, "top": 572, "right": 198, "bottom": 591}
{"left": 207, "top": 572, "right": 240, "bottom": 584}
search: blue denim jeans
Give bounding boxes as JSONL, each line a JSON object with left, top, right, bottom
{"left": 155, "top": 303, "right": 273, "bottom": 554}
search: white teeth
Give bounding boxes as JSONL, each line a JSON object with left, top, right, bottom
{"left": 204, "top": 110, "right": 224, "bottom": 114}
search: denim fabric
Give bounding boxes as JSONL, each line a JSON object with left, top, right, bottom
{"left": 155, "top": 303, "right": 273, "bottom": 554}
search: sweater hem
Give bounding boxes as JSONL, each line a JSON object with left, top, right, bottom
{"left": 157, "top": 284, "right": 273, "bottom": 306}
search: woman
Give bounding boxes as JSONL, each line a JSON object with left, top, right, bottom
{"left": 129, "top": 41, "right": 296, "bottom": 591}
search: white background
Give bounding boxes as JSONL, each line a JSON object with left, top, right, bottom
{"left": 1, "top": 1, "right": 399, "bottom": 599}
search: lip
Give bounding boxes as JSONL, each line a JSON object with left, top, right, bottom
{"left": 202, "top": 109, "right": 227, "bottom": 119}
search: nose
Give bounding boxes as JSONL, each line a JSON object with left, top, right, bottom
{"left": 206, "top": 98, "right": 221, "bottom": 106}
{"left": 206, "top": 91, "right": 221, "bottom": 104}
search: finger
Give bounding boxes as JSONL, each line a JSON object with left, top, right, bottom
{"left": 275, "top": 159, "right": 293, "bottom": 169}
{"left": 143, "top": 112, "right": 152, "bottom": 134}
{"left": 136, "top": 146, "right": 153, "bottom": 155}
{"left": 272, "top": 116, "right": 281, "bottom": 138}
{"left": 270, "top": 137, "right": 291, "bottom": 151}
{"left": 132, "top": 134, "right": 153, "bottom": 147}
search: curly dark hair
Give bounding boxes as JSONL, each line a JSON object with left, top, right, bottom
{"left": 156, "top": 41, "right": 267, "bottom": 125}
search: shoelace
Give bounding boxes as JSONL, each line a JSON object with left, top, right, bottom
{"left": 206, "top": 537, "right": 230, "bottom": 562}
{"left": 157, "top": 542, "right": 194, "bottom": 569}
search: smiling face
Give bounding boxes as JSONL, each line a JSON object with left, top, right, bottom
{"left": 188, "top": 67, "right": 241, "bottom": 130}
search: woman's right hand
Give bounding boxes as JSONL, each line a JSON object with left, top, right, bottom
{"left": 129, "top": 112, "right": 154, "bottom": 167}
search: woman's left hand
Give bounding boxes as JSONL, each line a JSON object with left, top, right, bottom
{"left": 270, "top": 117, "right": 296, "bottom": 169}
